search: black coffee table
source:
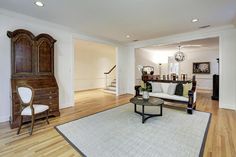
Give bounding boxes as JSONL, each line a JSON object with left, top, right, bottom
{"left": 130, "top": 97, "right": 164, "bottom": 123}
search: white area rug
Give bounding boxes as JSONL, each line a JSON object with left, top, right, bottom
{"left": 56, "top": 104, "right": 211, "bottom": 157}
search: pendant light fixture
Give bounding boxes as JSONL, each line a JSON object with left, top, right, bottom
{"left": 174, "top": 45, "right": 185, "bottom": 62}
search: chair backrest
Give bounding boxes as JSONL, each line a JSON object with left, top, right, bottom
{"left": 17, "top": 86, "right": 33, "bottom": 104}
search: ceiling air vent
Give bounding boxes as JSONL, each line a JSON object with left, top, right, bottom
{"left": 199, "top": 25, "right": 210, "bottom": 29}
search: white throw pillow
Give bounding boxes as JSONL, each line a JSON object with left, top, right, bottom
{"left": 151, "top": 82, "right": 163, "bottom": 93}
{"left": 167, "top": 83, "right": 177, "bottom": 95}
{"left": 161, "top": 83, "right": 169, "bottom": 94}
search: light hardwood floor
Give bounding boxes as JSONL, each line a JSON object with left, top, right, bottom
{"left": 0, "top": 89, "right": 235, "bottom": 157}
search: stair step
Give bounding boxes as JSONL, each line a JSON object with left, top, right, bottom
{"left": 111, "top": 82, "right": 116, "bottom": 87}
{"left": 106, "top": 86, "right": 116, "bottom": 91}
{"left": 103, "top": 88, "right": 116, "bottom": 94}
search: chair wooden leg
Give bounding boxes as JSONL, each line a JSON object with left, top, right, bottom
{"left": 46, "top": 110, "right": 49, "bottom": 124}
{"left": 30, "top": 115, "right": 35, "bottom": 135}
{"left": 17, "top": 116, "right": 23, "bottom": 135}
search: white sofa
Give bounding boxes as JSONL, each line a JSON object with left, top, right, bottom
{"left": 149, "top": 82, "right": 196, "bottom": 103}
{"left": 135, "top": 81, "right": 197, "bottom": 114}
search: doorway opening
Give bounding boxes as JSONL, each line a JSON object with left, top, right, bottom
{"left": 73, "top": 39, "right": 117, "bottom": 103}
{"left": 135, "top": 37, "right": 220, "bottom": 100}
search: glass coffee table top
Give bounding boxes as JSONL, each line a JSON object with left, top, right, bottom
{"left": 130, "top": 96, "right": 164, "bottom": 106}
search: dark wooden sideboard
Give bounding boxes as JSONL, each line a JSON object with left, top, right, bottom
{"left": 142, "top": 74, "right": 192, "bottom": 83}
{"left": 7, "top": 29, "right": 60, "bottom": 129}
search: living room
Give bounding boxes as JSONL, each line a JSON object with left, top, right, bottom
{"left": 0, "top": 1, "right": 236, "bottom": 157}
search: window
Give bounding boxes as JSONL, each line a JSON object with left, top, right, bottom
{"left": 168, "top": 57, "right": 179, "bottom": 75}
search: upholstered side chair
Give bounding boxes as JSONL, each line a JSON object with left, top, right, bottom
{"left": 16, "top": 85, "right": 49, "bottom": 135}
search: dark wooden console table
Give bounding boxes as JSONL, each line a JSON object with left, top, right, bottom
{"left": 142, "top": 74, "right": 192, "bottom": 83}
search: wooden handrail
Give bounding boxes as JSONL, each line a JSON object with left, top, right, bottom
{"left": 104, "top": 65, "right": 116, "bottom": 74}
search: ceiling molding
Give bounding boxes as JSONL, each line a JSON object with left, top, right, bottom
{"left": 0, "top": 8, "right": 122, "bottom": 47}
{"left": 0, "top": 8, "right": 73, "bottom": 33}
{"left": 141, "top": 42, "right": 219, "bottom": 54}
{"left": 72, "top": 33, "right": 123, "bottom": 47}
{"left": 128, "top": 25, "right": 234, "bottom": 49}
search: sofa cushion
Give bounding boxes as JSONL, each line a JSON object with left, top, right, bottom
{"left": 160, "top": 83, "right": 169, "bottom": 94}
{"left": 146, "top": 81, "right": 152, "bottom": 92}
{"left": 175, "top": 83, "right": 183, "bottom": 96}
{"left": 150, "top": 82, "right": 162, "bottom": 93}
{"left": 167, "top": 83, "right": 177, "bottom": 95}
{"left": 149, "top": 92, "right": 188, "bottom": 102}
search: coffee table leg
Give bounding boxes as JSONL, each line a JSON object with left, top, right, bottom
{"left": 142, "top": 105, "right": 145, "bottom": 123}
{"left": 133, "top": 103, "right": 162, "bottom": 123}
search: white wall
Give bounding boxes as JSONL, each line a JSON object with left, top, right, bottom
{"left": 219, "top": 29, "right": 236, "bottom": 110}
{"left": 116, "top": 46, "right": 130, "bottom": 95}
{"left": 127, "top": 25, "right": 236, "bottom": 110}
{"left": 135, "top": 48, "right": 168, "bottom": 84}
{"left": 180, "top": 49, "right": 219, "bottom": 90}
{"left": 0, "top": 12, "right": 75, "bottom": 122}
{"left": 74, "top": 40, "right": 116, "bottom": 91}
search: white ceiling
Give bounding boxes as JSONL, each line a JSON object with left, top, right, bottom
{"left": 0, "top": 0, "right": 235, "bottom": 43}
{"left": 141, "top": 37, "right": 219, "bottom": 53}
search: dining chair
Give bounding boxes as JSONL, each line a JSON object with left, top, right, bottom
{"left": 16, "top": 85, "right": 49, "bottom": 135}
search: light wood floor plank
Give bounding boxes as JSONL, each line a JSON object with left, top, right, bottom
{"left": 0, "top": 89, "right": 235, "bottom": 157}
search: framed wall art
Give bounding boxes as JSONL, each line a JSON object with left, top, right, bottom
{"left": 193, "top": 62, "right": 210, "bottom": 74}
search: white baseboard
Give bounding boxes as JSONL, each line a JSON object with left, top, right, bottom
{"left": 59, "top": 102, "right": 74, "bottom": 109}
{"left": 0, "top": 115, "right": 9, "bottom": 123}
{"left": 219, "top": 104, "right": 236, "bottom": 110}
{"left": 197, "top": 88, "right": 212, "bottom": 93}
{"left": 197, "top": 87, "right": 212, "bottom": 91}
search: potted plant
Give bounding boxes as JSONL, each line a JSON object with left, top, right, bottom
{"left": 140, "top": 81, "right": 152, "bottom": 99}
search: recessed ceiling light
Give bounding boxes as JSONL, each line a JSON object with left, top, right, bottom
{"left": 35, "top": 1, "right": 44, "bottom": 7}
{"left": 192, "top": 18, "right": 199, "bottom": 23}
{"left": 126, "top": 35, "right": 130, "bottom": 38}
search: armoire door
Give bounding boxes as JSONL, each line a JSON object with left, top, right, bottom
{"left": 36, "top": 35, "right": 55, "bottom": 75}
{"left": 8, "top": 30, "right": 35, "bottom": 76}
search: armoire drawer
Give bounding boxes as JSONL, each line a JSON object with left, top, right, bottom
{"left": 35, "top": 89, "right": 58, "bottom": 95}
{"left": 34, "top": 94, "right": 58, "bottom": 101}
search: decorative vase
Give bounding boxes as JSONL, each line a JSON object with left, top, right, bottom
{"left": 143, "top": 91, "right": 149, "bottom": 99}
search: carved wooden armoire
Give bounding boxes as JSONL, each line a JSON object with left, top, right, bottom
{"left": 7, "top": 29, "right": 60, "bottom": 129}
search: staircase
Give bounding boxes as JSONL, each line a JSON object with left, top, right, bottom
{"left": 103, "top": 65, "right": 116, "bottom": 94}
{"left": 103, "top": 79, "right": 116, "bottom": 94}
